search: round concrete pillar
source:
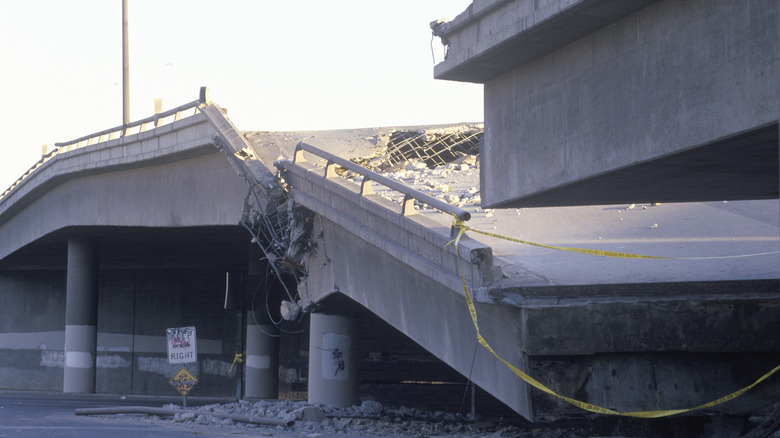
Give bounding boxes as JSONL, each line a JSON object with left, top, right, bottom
{"left": 63, "top": 237, "right": 99, "bottom": 393}
{"left": 244, "top": 322, "right": 279, "bottom": 399}
{"left": 308, "top": 313, "right": 359, "bottom": 407}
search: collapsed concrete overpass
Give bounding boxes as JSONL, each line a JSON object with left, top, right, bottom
{"left": 0, "top": 88, "right": 778, "bottom": 422}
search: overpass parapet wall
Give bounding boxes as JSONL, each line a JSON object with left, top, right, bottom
{"left": 433, "top": 0, "right": 661, "bottom": 83}
{"left": 278, "top": 152, "right": 501, "bottom": 297}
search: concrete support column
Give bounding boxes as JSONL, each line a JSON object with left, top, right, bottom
{"left": 64, "top": 237, "right": 99, "bottom": 393}
{"left": 244, "top": 322, "right": 279, "bottom": 399}
{"left": 243, "top": 246, "right": 281, "bottom": 399}
{"left": 308, "top": 313, "right": 359, "bottom": 407}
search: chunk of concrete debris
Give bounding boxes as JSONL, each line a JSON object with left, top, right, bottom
{"left": 360, "top": 400, "right": 383, "bottom": 416}
{"left": 291, "top": 406, "right": 326, "bottom": 423}
{"left": 280, "top": 300, "right": 302, "bottom": 321}
{"left": 174, "top": 412, "right": 196, "bottom": 422}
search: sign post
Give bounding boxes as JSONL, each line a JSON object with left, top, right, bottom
{"left": 166, "top": 326, "right": 198, "bottom": 406}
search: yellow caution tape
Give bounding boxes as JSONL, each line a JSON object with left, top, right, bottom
{"left": 449, "top": 219, "right": 780, "bottom": 418}
{"left": 451, "top": 219, "right": 779, "bottom": 260}
{"left": 227, "top": 353, "right": 244, "bottom": 376}
{"left": 451, "top": 219, "right": 670, "bottom": 259}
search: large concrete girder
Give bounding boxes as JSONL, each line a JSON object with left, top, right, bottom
{"left": 511, "top": 280, "right": 780, "bottom": 355}
{"left": 433, "top": 0, "right": 662, "bottom": 83}
{"left": 486, "top": 125, "right": 778, "bottom": 207}
{"left": 436, "top": 0, "right": 779, "bottom": 207}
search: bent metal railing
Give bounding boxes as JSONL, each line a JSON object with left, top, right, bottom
{"left": 288, "top": 141, "right": 472, "bottom": 222}
{"left": 277, "top": 139, "right": 497, "bottom": 293}
{"left": 0, "top": 87, "right": 211, "bottom": 203}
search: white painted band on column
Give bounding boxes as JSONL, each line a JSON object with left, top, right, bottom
{"left": 66, "top": 351, "right": 94, "bottom": 369}
{"left": 246, "top": 354, "right": 272, "bottom": 370}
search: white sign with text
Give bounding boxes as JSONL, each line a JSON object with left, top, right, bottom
{"left": 166, "top": 326, "right": 197, "bottom": 364}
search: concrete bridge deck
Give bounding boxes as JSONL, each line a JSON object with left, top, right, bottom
{"left": 0, "top": 91, "right": 778, "bottom": 421}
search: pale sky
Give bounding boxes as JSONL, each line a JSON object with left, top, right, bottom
{"left": 0, "top": 0, "right": 481, "bottom": 191}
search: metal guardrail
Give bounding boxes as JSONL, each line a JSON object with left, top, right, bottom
{"left": 55, "top": 87, "right": 210, "bottom": 150}
{"left": 1, "top": 88, "right": 211, "bottom": 202}
{"left": 1, "top": 148, "right": 58, "bottom": 202}
{"left": 288, "top": 141, "right": 472, "bottom": 222}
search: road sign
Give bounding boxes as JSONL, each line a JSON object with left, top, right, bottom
{"left": 166, "top": 326, "right": 197, "bottom": 364}
{"left": 169, "top": 367, "right": 198, "bottom": 396}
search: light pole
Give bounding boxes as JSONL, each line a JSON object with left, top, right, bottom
{"left": 122, "top": 0, "right": 129, "bottom": 126}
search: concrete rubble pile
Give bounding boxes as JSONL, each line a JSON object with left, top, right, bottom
{"left": 133, "top": 399, "right": 535, "bottom": 437}
{"left": 356, "top": 125, "right": 482, "bottom": 171}
{"left": 87, "top": 398, "right": 780, "bottom": 437}
{"left": 343, "top": 125, "right": 487, "bottom": 211}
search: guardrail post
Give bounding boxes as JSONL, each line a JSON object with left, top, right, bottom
{"left": 293, "top": 146, "right": 307, "bottom": 164}
{"left": 325, "top": 160, "right": 338, "bottom": 178}
{"left": 360, "top": 178, "right": 374, "bottom": 196}
{"left": 401, "top": 194, "right": 418, "bottom": 216}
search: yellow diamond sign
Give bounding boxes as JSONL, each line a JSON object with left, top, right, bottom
{"left": 169, "top": 367, "right": 198, "bottom": 396}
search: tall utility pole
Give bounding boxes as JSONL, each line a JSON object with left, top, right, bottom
{"left": 122, "top": 0, "right": 129, "bottom": 125}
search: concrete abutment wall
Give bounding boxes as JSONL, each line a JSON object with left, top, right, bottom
{"left": 0, "top": 258, "right": 250, "bottom": 397}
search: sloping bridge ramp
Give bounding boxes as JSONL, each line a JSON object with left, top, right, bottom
{"left": 202, "top": 104, "right": 533, "bottom": 417}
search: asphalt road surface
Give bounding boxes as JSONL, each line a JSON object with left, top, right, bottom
{"left": 0, "top": 391, "right": 246, "bottom": 438}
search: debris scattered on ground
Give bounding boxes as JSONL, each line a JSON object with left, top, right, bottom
{"left": 85, "top": 400, "right": 532, "bottom": 438}
{"left": 91, "top": 399, "right": 540, "bottom": 437}
{"left": 82, "top": 398, "right": 779, "bottom": 437}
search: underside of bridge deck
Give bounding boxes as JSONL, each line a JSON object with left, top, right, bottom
{"left": 0, "top": 226, "right": 252, "bottom": 272}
